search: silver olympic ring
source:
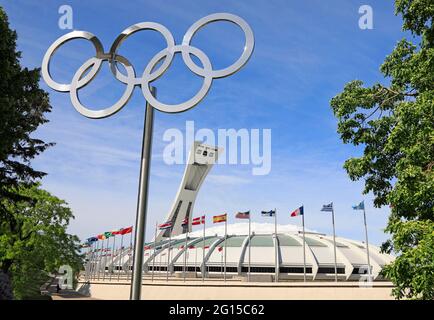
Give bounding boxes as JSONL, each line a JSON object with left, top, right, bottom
{"left": 41, "top": 13, "right": 254, "bottom": 118}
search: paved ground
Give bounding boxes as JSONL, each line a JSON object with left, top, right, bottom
{"left": 50, "top": 289, "right": 98, "bottom": 300}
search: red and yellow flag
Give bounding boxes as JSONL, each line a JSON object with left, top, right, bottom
{"left": 213, "top": 213, "right": 227, "bottom": 224}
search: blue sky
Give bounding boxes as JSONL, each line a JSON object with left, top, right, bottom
{"left": 1, "top": 0, "right": 406, "bottom": 246}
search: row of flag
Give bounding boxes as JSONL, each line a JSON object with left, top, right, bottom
{"left": 84, "top": 226, "right": 133, "bottom": 246}
{"left": 83, "top": 201, "right": 365, "bottom": 246}
{"left": 156, "top": 201, "right": 361, "bottom": 230}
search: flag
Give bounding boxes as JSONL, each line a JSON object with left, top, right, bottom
{"left": 321, "top": 203, "right": 333, "bottom": 212}
{"left": 159, "top": 221, "right": 172, "bottom": 230}
{"left": 111, "top": 230, "right": 121, "bottom": 235}
{"left": 192, "top": 215, "right": 205, "bottom": 225}
{"left": 213, "top": 214, "right": 227, "bottom": 223}
{"left": 97, "top": 234, "right": 106, "bottom": 240}
{"left": 181, "top": 217, "right": 189, "bottom": 226}
{"left": 87, "top": 237, "right": 98, "bottom": 242}
{"left": 188, "top": 245, "right": 195, "bottom": 249}
{"left": 119, "top": 226, "right": 133, "bottom": 235}
{"left": 290, "top": 206, "right": 304, "bottom": 217}
{"left": 235, "top": 211, "right": 250, "bottom": 219}
{"left": 352, "top": 201, "right": 365, "bottom": 210}
{"left": 104, "top": 231, "right": 114, "bottom": 238}
{"left": 261, "top": 210, "right": 276, "bottom": 217}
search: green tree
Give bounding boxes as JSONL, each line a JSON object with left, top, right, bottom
{"left": 330, "top": 0, "right": 433, "bottom": 299}
{"left": 0, "top": 6, "right": 52, "bottom": 212}
{"left": 0, "top": 7, "right": 82, "bottom": 299}
{"left": 0, "top": 184, "right": 83, "bottom": 299}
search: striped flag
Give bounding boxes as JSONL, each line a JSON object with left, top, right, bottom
{"left": 235, "top": 211, "right": 250, "bottom": 219}
{"left": 261, "top": 210, "right": 276, "bottom": 217}
{"left": 158, "top": 221, "right": 172, "bottom": 230}
{"left": 192, "top": 215, "right": 205, "bottom": 225}
{"left": 321, "top": 203, "right": 333, "bottom": 212}
{"left": 213, "top": 214, "right": 227, "bottom": 224}
{"left": 119, "top": 226, "right": 133, "bottom": 235}
{"left": 352, "top": 201, "right": 364, "bottom": 210}
{"left": 290, "top": 206, "right": 304, "bottom": 217}
{"left": 181, "top": 217, "right": 189, "bottom": 226}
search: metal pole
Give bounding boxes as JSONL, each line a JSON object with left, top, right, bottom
{"left": 331, "top": 203, "right": 338, "bottom": 282}
{"left": 130, "top": 87, "right": 155, "bottom": 300}
{"left": 129, "top": 229, "right": 133, "bottom": 280}
{"left": 274, "top": 208, "right": 278, "bottom": 283}
{"left": 110, "top": 235, "right": 116, "bottom": 281}
{"left": 152, "top": 222, "right": 157, "bottom": 282}
{"left": 183, "top": 228, "right": 189, "bottom": 282}
{"left": 224, "top": 215, "right": 227, "bottom": 282}
{"left": 202, "top": 217, "right": 206, "bottom": 282}
{"left": 302, "top": 208, "right": 306, "bottom": 282}
{"left": 85, "top": 244, "right": 91, "bottom": 281}
{"left": 118, "top": 234, "right": 124, "bottom": 281}
{"left": 248, "top": 212, "right": 251, "bottom": 282}
{"left": 166, "top": 230, "right": 172, "bottom": 282}
{"left": 363, "top": 206, "right": 372, "bottom": 282}
{"left": 92, "top": 240, "right": 99, "bottom": 281}
{"left": 103, "top": 238, "right": 108, "bottom": 281}
{"left": 194, "top": 245, "right": 197, "bottom": 278}
{"left": 97, "top": 238, "right": 104, "bottom": 281}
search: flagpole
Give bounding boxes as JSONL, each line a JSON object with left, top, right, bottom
{"left": 183, "top": 226, "right": 188, "bottom": 282}
{"left": 87, "top": 242, "right": 92, "bottom": 281}
{"left": 103, "top": 238, "right": 108, "bottom": 281}
{"left": 129, "top": 229, "right": 133, "bottom": 281}
{"left": 92, "top": 240, "right": 99, "bottom": 281}
{"left": 248, "top": 211, "right": 251, "bottom": 282}
{"left": 85, "top": 243, "right": 91, "bottom": 281}
{"left": 202, "top": 217, "right": 206, "bottom": 282}
{"left": 91, "top": 241, "right": 97, "bottom": 281}
{"left": 331, "top": 203, "right": 338, "bottom": 282}
{"left": 110, "top": 235, "right": 116, "bottom": 281}
{"left": 274, "top": 208, "right": 278, "bottom": 283}
{"left": 363, "top": 204, "right": 372, "bottom": 282}
{"left": 152, "top": 222, "right": 157, "bottom": 282}
{"left": 98, "top": 238, "right": 105, "bottom": 281}
{"left": 166, "top": 229, "right": 172, "bottom": 282}
{"left": 194, "top": 245, "right": 197, "bottom": 278}
{"left": 224, "top": 215, "right": 227, "bottom": 282}
{"left": 118, "top": 233, "right": 124, "bottom": 281}
{"left": 302, "top": 206, "right": 306, "bottom": 282}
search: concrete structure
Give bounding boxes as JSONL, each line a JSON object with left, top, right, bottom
{"left": 156, "top": 142, "right": 222, "bottom": 240}
{"left": 77, "top": 280, "right": 395, "bottom": 300}
{"left": 93, "top": 223, "right": 394, "bottom": 282}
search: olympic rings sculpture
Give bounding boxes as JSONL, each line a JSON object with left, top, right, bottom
{"left": 41, "top": 13, "right": 254, "bottom": 118}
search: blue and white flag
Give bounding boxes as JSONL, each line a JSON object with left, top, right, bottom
{"left": 352, "top": 201, "right": 365, "bottom": 210}
{"left": 321, "top": 203, "right": 333, "bottom": 212}
{"left": 261, "top": 210, "right": 276, "bottom": 217}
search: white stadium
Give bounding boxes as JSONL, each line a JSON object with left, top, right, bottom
{"left": 88, "top": 142, "right": 394, "bottom": 283}
{"left": 99, "top": 222, "right": 394, "bottom": 282}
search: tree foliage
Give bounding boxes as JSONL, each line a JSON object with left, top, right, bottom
{"left": 0, "top": 7, "right": 82, "bottom": 299}
{"left": 0, "top": 6, "right": 53, "bottom": 217}
{"left": 0, "top": 184, "right": 83, "bottom": 299}
{"left": 331, "top": 0, "right": 433, "bottom": 299}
